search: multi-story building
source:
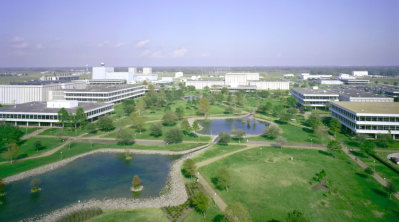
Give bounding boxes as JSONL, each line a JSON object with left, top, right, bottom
{"left": 225, "top": 73, "right": 259, "bottom": 87}
{"left": 291, "top": 88, "right": 339, "bottom": 108}
{"left": 0, "top": 100, "right": 113, "bottom": 127}
{"left": 186, "top": 80, "right": 225, "bottom": 89}
{"left": 92, "top": 63, "right": 135, "bottom": 83}
{"left": 337, "top": 88, "right": 393, "bottom": 102}
{"left": 301, "top": 73, "right": 332, "bottom": 80}
{"left": 352, "top": 71, "right": 368, "bottom": 77}
{"left": 143, "top": 67, "right": 152, "bottom": 75}
{"left": 64, "top": 85, "right": 145, "bottom": 103}
{"left": 330, "top": 101, "right": 399, "bottom": 138}
{"left": 86, "top": 79, "right": 126, "bottom": 85}
{"left": 248, "top": 81, "right": 290, "bottom": 90}
{"left": 0, "top": 81, "right": 86, "bottom": 105}
{"left": 341, "top": 79, "right": 370, "bottom": 85}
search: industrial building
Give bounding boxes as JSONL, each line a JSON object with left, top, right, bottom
{"left": 92, "top": 64, "right": 157, "bottom": 83}
{"left": 352, "top": 71, "right": 368, "bottom": 77}
{"left": 337, "top": 88, "right": 393, "bottom": 102}
{"left": 301, "top": 73, "right": 332, "bottom": 80}
{"left": 86, "top": 79, "right": 126, "bottom": 85}
{"left": 291, "top": 88, "right": 339, "bottom": 108}
{"left": 0, "top": 100, "right": 113, "bottom": 127}
{"left": 0, "top": 81, "right": 86, "bottom": 105}
{"left": 186, "top": 73, "right": 289, "bottom": 90}
{"left": 340, "top": 79, "right": 370, "bottom": 85}
{"left": 317, "top": 80, "right": 343, "bottom": 85}
{"left": 330, "top": 101, "right": 399, "bottom": 138}
{"left": 63, "top": 85, "right": 145, "bottom": 103}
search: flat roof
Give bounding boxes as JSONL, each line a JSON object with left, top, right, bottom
{"left": 291, "top": 88, "right": 339, "bottom": 95}
{"left": 332, "top": 101, "right": 399, "bottom": 114}
{"left": 0, "top": 102, "right": 111, "bottom": 114}
{"left": 336, "top": 88, "right": 390, "bottom": 98}
{"left": 64, "top": 85, "right": 142, "bottom": 92}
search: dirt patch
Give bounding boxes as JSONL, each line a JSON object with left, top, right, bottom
{"left": 372, "top": 210, "right": 384, "bottom": 218}
{"left": 312, "top": 180, "right": 329, "bottom": 191}
{"left": 344, "top": 210, "right": 353, "bottom": 218}
{"left": 280, "top": 180, "right": 292, "bottom": 187}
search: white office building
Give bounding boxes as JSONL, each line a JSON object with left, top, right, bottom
{"left": 301, "top": 73, "right": 332, "bottom": 80}
{"left": 352, "top": 71, "right": 368, "bottom": 77}
{"left": 92, "top": 63, "right": 135, "bottom": 83}
{"left": 0, "top": 81, "right": 86, "bottom": 105}
{"left": 64, "top": 85, "right": 145, "bottom": 103}
{"left": 175, "top": 72, "right": 184, "bottom": 78}
{"left": 248, "top": 81, "right": 290, "bottom": 90}
{"left": 317, "top": 80, "right": 343, "bottom": 85}
{"left": 0, "top": 100, "right": 113, "bottom": 127}
{"left": 225, "top": 73, "right": 259, "bottom": 87}
{"left": 291, "top": 88, "right": 339, "bottom": 108}
{"left": 143, "top": 67, "right": 152, "bottom": 75}
{"left": 330, "top": 101, "right": 399, "bottom": 138}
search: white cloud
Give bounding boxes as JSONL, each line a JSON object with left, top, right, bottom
{"left": 135, "top": 40, "right": 150, "bottom": 48}
{"left": 36, "top": 43, "right": 44, "bottom": 49}
{"left": 97, "top": 41, "right": 110, "bottom": 48}
{"left": 170, "top": 48, "right": 188, "bottom": 57}
{"left": 139, "top": 49, "right": 152, "bottom": 57}
{"left": 200, "top": 52, "right": 211, "bottom": 57}
{"left": 12, "top": 42, "right": 28, "bottom": 48}
{"left": 10, "top": 36, "right": 24, "bottom": 42}
{"left": 114, "top": 42, "right": 125, "bottom": 48}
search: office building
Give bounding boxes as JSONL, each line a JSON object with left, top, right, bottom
{"left": 0, "top": 81, "right": 86, "bottom": 105}
{"left": 291, "top": 88, "right": 339, "bottom": 108}
{"left": 330, "top": 101, "right": 399, "bottom": 138}
{"left": 86, "top": 79, "right": 127, "bottom": 85}
{"left": 337, "top": 88, "right": 393, "bottom": 102}
{"left": 143, "top": 67, "right": 152, "bottom": 75}
{"left": 175, "top": 72, "right": 184, "bottom": 78}
{"left": 225, "top": 73, "right": 259, "bottom": 87}
{"left": 0, "top": 100, "right": 113, "bottom": 127}
{"left": 341, "top": 79, "right": 370, "bottom": 85}
{"left": 92, "top": 63, "right": 135, "bottom": 83}
{"left": 317, "top": 80, "right": 343, "bottom": 85}
{"left": 64, "top": 85, "right": 145, "bottom": 103}
{"left": 301, "top": 73, "right": 332, "bottom": 80}
{"left": 352, "top": 71, "right": 368, "bottom": 77}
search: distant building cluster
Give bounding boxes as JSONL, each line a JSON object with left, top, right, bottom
{"left": 186, "top": 73, "right": 290, "bottom": 91}
{"left": 92, "top": 63, "right": 157, "bottom": 83}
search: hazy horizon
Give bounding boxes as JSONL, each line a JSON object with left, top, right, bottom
{"left": 1, "top": 0, "right": 398, "bottom": 67}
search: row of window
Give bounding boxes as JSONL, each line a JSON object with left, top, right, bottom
{"left": 66, "top": 92, "right": 144, "bottom": 102}
{"left": 65, "top": 87, "right": 144, "bottom": 97}
{"left": 331, "top": 105, "right": 399, "bottom": 122}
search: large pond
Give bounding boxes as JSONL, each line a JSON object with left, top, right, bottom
{"left": 0, "top": 153, "right": 179, "bottom": 222}
{"left": 199, "top": 116, "right": 267, "bottom": 135}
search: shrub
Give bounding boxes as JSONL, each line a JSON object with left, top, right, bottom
{"left": 364, "top": 167, "right": 374, "bottom": 175}
{"left": 56, "top": 207, "right": 103, "bottom": 222}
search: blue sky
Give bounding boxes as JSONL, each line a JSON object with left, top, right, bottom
{"left": 0, "top": 0, "right": 398, "bottom": 67}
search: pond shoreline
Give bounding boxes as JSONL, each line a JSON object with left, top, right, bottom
{"left": 4, "top": 144, "right": 210, "bottom": 222}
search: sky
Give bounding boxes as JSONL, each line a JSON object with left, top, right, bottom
{"left": 0, "top": 0, "right": 398, "bottom": 67}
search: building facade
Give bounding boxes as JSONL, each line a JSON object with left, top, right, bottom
{"left": 248, "top": 81, "right": 290, "bottom": 90}
{"left": 0, "top": 100, "right": 113, "bottom": 127}
{"left": 64, "top": 85, "right": 145, "bottom": 103}
{"left": 330, "top": 101, "right": 399, "bottom": 138}
{"left": 352, "top": 71, "right": 368, "bottom": 77}
{"left": 291, "top": 88, "right": 339, "bottom": 108}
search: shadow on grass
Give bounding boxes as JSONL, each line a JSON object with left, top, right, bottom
{"left": 355, "top": 172, "right": 368, "bottom": 179}
{"left": 350, "top": 151, "right": 368, "bottom": 158}
{"left": 212, "top": 214, "right": 225, "bottom": 222}
{"left": 318, "top": 150, "right": 334, "bottom": 158}
{"left": 302, "top": 127, "right": 314, "bottom": 134}
{"left": 372, "top": 188, "right": 388, "bottom": 197}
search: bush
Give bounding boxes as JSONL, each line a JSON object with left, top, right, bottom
{"left": 165, "top": 128, "right": 183, "bottom": 143}
{"left": 149, "top": 123, "right": 163, "bottom": 137}
{"left": 263, "top": 125, "right": 281, "bottom": 139}
{"left": 218, "top": 132, "right": 231, "bottom": 144}
{"left": 364, "top": 167, "right": 374, "bottom": 175}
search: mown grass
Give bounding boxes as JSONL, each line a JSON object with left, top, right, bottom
{"left": 20, "top": 127, "right": 41, "bottom": 136}
{"left": 199, "top": 147, "right": 399, "bottom": 222}
{"left": 39, "top": 127, "right": 87, "bottom": 137}
{"left": 0, "top": 142, "right": 204, "bottom": 178}
{"left": 88, "top": 208, "right": 169, "bottom": 222}
{"left": 192, "top": 144, "right": 246, "bottom": 163}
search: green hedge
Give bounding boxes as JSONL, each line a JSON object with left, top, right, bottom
{"left": 370, "top": 152, "right": 399, "bottom": 175}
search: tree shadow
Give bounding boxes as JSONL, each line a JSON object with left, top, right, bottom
{"left": 350, "top": 151, "right": 368, "bottom": 158}
{"left": 355, "top": 172, "right": 368, "bottom": 178}
{"left": 372, "top": 188, "right": 388, "bottom": 197}
{"left": 318, "top": 150, "right": 334, "bottom": 157}
{"left": 302, "top": 128, "right": 314, "bottom": 134}
{"left": 267, "top": 219, "right": 281, "bottom": 222}
{"left": 212, "top": 214, "right": 225, "bottom": 222}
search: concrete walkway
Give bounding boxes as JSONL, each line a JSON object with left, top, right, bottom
{"left": 22, "top": 127, "right": 50, "bottom": 140}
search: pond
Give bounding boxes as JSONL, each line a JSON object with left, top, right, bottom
{"left": 0, "top": 153, "right": 179, "bottom": 222}
{"left": 198, "top": 116, "right": 268, "bottom": 135}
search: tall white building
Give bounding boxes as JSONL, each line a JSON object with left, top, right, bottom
{"left": 92, "top": 63, "right": 115, "bottom": 79}
{"left": 143, "top": 67, "right": 152, "bottom": 75}
{"left": 352, "top": 71, "right": 368, "bottom": 77}
{"left": 225, "top": 73, "right": 259, "bottom": 87}
{"left": 175, "top": 72, "right": 184, "bottom": 78}
{"left": 92, "top": 63, "right": 135, "bottom": 83}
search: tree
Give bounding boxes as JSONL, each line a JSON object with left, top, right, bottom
{"left": 364, "top": 167, "right": 374, "bottom": 175}
{"left": 162, "top": 110, "right": 178, "bottom": 126}
{"left": 182, "top": 159, "right": 196, "bottom": 177}
{"left": 132, "top": 175, "right": 141, "bottom": 188}
{"left": 329, "top": 118, "right": 341, "bottom": 137}
{"left": 34, "top": 140, "right": 45, "bottom": 151}
{"left": 221, "top": 87, "right": 229, "bottom": 94}
{"left": 272, "top": 104, "right": 284, "bottom": 117}
{"left": 287, "top": 210, "right": 309, "bottom": 222}
{"left": 122, "top": 99, "right": 136, "bottom": 116}
{"left": 278, "top": 112, "right": 292, "bottom": 123}
{"left": 218, "top": 132, "right": 231, "bottom": 144}
{"left": 192, "top": 120, "right": 200, "bottom": 134}
{"left": 181, "top": 119, "right": 192, "bottom": 135}
{"left": 360, "top": 140, "right": 375, "bottom": 155}
{"left": 3, "top": 143, "right": 19, "bottom": 163}
{"left": 376, "top": 133, "right": 393, "bottom": 148}
{"left": 232, "top": 129, "right": 246, "bottom": 143}
{"left": 130, "top": 112, "right": 146, "bottom": 133}
{"left": 198, "top": 96, "right": 211, "bottom": 118}
{"left": 149, "top": 123, "right": 163, "bottom": 137}
{"left": 276, "top": 136, "right": 287, "bottom": 149}
{"left": 117, "top": 129, "right": 135, "bottom": 145}
{"left": 263, "top": 125, "right": 281, "bottom": 139}
{"left": 30, "top": 177, "right": 41, "bottom": 192}
{"left": 191, "top": 192, "right": 210, "bottom": 216}
{"left": 215, "top": 167, "right": 231, "bottom": 191}
{"left": 385, "top": 182, "right": 397, "bottom": 199}
{"left": 175, "top": 106, "right": 184, "bottom": 120}
{"left": 97, "top": 115, "right": 114, "bottom": 131}
{"left": 327, "top": 140, "right": 342, "bottom": 157}
{"left": 75, "top": 107, "right": 87, "bottom": 128}
{"left": 224, "top": 203, "right": 251, "bottom": 222}
{"left": 58, "top": 108, "right": 69, "bottom": 128}
{"left": 286, "top": 97, "right": 297, "bottom": 108}
{"left": 224, "top": 105, "right": 234, "bottom": 114}
{"left": 165, "top": 128, "right": 183, "bottom": 143}
{"left": 307, "top": 114, "right": 321, "bottom": 132}
{"left": 0, "top": 177, "right": 5, "bottom": 195}
{"left": 0, "top": 123, "right": 23, "bottom": 150}
{"left": 136, "top": 100, "right": 146, "bottom": 116}
{"left": 315, "top": 169, "right": 326, "bottom": 182}
{"left": 85, "top": 122, "right": 97, "bottom": 133}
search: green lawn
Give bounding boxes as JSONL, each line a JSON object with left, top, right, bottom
{"left": 192, "top": 144, "right": 246, "bottom": 163}
{"left": 0, "top": 142, "right": 204, "bottom": 178}
{"left": 39, "top": 127, "right": 87, "bottom": 137}
{"left": 20, "top": 127, "right": 41, "bottom": 136}
{"left": 181, "top": 204, "right": 223, "bottom": 222}
{"left": 199, "top": 147, "right": 399, "bottom": 222}
{"left": 105, "top": 123, "right": 211, "bottom": 142}
{"left": 88, "top": 208, "right": 169, "bottom": 222}
{"left": 0, "top": 137, "right": 64, "bottom": 162}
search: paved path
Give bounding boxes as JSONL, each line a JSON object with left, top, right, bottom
{"left": 197, "top": 172, "right": 227, "bottom": 211}
{"left": 22, "top": 127, "right": 50, "bottom": 140}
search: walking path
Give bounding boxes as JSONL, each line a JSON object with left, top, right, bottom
{"left": 197, "top": 172, "right": 227, "bottom": 211}
{"left": 22, "top": 127, "right": 50, "bottom": 140}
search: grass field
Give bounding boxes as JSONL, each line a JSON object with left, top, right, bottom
{"left": 0, "top": 142, "right": 204, "bottom": 178}
{"left": 20, "top": 127, "right": 41, "bottom": 136}
{"left": 192, "top": 144, "right": 246, "bottom": 163}
{"left": 181, "top": 204, "right": 223, "bottom": 222}
{"left": 88, "top": 208, "right": 169, "bottom": 222}
{"left": 0, "top": 137, "right": 63, "bottom": 162}
{"left": 39, "top": 127, "right": 87, "bottom": 137}
{"left": 199, "top": 147, "right": 399, "bottom": 221}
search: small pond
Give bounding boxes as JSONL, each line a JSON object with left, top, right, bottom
{"left": 199, "top": 115, "right": 267, "bottom": 135}
{"left": 0, "top": 153, "right": 179, "bottom": 222}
